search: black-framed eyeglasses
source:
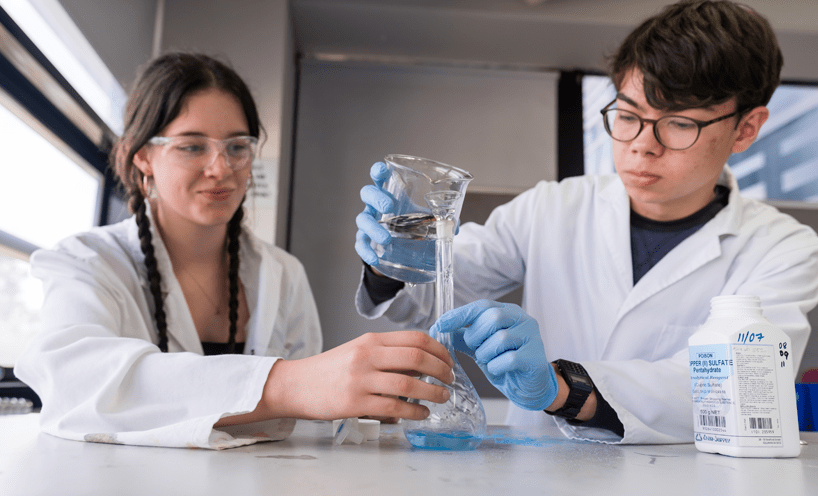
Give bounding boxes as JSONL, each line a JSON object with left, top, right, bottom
{"left": 600, "top": 99, "right": 740, "bottom": 150}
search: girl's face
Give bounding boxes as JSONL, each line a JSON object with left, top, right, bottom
{"left": 134, "top": 88, "right": 254, "bottom": 232}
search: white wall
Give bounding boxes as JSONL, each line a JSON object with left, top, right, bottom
{"left": 289, "top": 60, "right": 557, "bottom": 340}
{"left": 57, "top": 0, "right": 156, "bottom": 93}
{"left": 161, "top": 0, "right": 294, "bottom": 246}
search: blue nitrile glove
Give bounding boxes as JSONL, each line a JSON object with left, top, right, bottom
{"left": 354, "top": 161, "right": 460, "bottom": 267}
{"left": 433, "top": 300, "right": 559, "bottom": 411}
{"left": 355, "top": 162, "right": 395, "bottom": 266}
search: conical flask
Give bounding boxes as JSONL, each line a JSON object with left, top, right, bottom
{"left": 402, "top": 190, "right": 488, "bottom": 450}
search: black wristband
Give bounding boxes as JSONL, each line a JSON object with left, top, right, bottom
{"left": 566, "top": 387, "right": 625, "bottom": 437}
{"left": 362, "top": 262, "right": 405, "bottom": 305}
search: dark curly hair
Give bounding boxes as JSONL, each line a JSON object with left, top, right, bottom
{"left": 111, "top": 53, "right": 263, "bottom": 353}
{"left": 608, "top": 0, "right": 783, "bottom": 113}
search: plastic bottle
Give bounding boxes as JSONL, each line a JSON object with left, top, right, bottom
{"left": 688, "top": 295, "right": 800, "bottom": 457}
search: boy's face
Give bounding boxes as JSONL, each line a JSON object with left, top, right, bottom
{"left": 612, "top": 68, "right": 766, "bottom": 221}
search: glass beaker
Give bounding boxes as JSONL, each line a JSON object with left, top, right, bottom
{"left": 370, "top": 154, "right": 473, "bottom": 285}
{"left": 401, "top": 190, "right": 487, "bottom": 451}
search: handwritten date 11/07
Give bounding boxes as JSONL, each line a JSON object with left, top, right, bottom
{"left": 736, "top": 332, "right": 764, "bottom": 344}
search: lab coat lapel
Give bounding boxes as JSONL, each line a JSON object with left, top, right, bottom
{"left": 242, "top": 236, "right": 283, "bottom": 356}
{"left": 597, "top": 177, "right": 635, "bottom": 301}
{"left": 616, "top": 224, "right": 723, "bottom": 321}
{"left": 613, "top": 165, "right": 742, "bottom": 323}
{"left": 128, "top": 205, "right": 204, "bottom": 354}
{"left": 153, "top": 229, "right": 206, "bottom": 354}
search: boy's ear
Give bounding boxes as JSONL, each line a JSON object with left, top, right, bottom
{"left": 731, "top": 106, "right": 769, "bottom": 154}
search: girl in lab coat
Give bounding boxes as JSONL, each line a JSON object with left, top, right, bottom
{"left": 15, "top": 53, "right": 453, "bottom": 449}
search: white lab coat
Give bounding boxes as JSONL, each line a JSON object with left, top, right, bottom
{"left": 15, "top": 209, "right": 322, "bottom": 449}
{"left": 357, "top": 166, "right": 818, "bottom": 444}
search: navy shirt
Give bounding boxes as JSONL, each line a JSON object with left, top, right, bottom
{"left": 630, "top": 185, "right": 730, "bottom": 285}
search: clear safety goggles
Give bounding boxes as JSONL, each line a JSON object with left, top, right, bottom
{"left": 148, "top": 135, "right": 258, "bottom": 171}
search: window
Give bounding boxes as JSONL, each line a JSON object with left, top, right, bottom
{"left": 0, "top": 93, "right": 101, "bottom": 250}
{"left": 0, "top": 253, "right": 42, "bottom": 368}
{"left": 730, "top": 85, "right": 818, "bottom": 201}
{"left": 0, "top": 0, "right": 125, "bottom": 135}
{"left": 0, "top": 1, "right": 123, "bottom": 372}
{"left": 582, "top": 75, "right": 616, "bottom": 177}
{"left": 582, "top": 74, "right": 818, "bottom": 204}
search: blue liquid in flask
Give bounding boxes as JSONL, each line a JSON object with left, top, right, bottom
{"left": 405, "top": 430, "right": 483, "bottom": 451}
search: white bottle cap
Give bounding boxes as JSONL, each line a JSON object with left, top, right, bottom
{"left": 332, "top": 418, "right": 380, "bottom": 444}
{"left": 332, "top": 418, "right": 363, "bottom": 445}
{"left": 357, "top": 419, "right": 381, "bottom": 441}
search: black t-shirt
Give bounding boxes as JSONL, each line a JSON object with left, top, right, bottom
{"left": 201, "top": 341, "right": 245, "bottom": 356}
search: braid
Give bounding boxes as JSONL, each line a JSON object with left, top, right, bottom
{"left": 133, "top": 192, "right": 169, "bottom": 352}
{"left": 226, "top": 205, "right": 244, "bottom": 353}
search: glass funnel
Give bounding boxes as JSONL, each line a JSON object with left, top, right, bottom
{"left": 402, "top": 190, "right": 487, "bottom": 450}
{"left": 370, "top": 155, "right": 473, "bottom": 285}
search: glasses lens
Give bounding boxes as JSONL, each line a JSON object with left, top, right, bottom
{"left": 603, "top": 110, "right": 701, "bottom": 150}
{"left": 158, "top": 137, "right": 210, "bottom": 170}
{"left": 655, "top": 117, "right": 699, "bottom": 150}
{"left": 157, "top": 136, "right": 256, "bottom": 170}
{"left": 604, "top": 109, "right": 641, "bottom": 142}
{"left": 224, "top": 137, "right": 257, "bottom": 169}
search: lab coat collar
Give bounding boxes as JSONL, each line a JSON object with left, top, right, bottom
{"left": 598, "top": 164, "right": 741, "bottom": 237}
{"left": 604, "top": 164, "right": 743, "bottom": 323}
{"left": 238, "top": 232, "right": 283, "bottom": 357}
{"left": 709, "top": 165, "right": 743, "bottom": 237}
{"left": 123, "top": 202, "right": 284, "bottom": 355}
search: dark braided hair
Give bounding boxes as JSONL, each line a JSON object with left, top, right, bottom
{"left": 111, "top": 53, "right": 263, "bottom": 353}
{"left": 226, "top": 205, "right": 244, "bottom": 353}
{"left": 131, "top": 190, "right": 169, "bottom": 351}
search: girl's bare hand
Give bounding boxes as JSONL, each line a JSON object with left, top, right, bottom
{"left": 262, "top": 331, "right": 454, "bottom": 421}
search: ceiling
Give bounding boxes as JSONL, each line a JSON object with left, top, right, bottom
{"left": 290, "top": 0, "right": 818, "bottom": 78}
{"left": 294, "top": 0, "right": 818, "bottom": 33}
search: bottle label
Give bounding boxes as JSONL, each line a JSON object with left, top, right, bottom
{"left": 733, "top": 344, "right": 782, "bottom": 446}
{"left": 690, "top": 344, "right": 737, "bottom": 444}
{"left": 690, "top": 342, "right": 783, "bottom": 448}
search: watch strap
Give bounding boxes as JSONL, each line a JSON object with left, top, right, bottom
{"left": 544, "top": 359, "right": 594, "bottom": 420}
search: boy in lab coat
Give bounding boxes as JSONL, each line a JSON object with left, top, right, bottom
{"left": 355, "top": 0, "right": 818, "bottom": 443}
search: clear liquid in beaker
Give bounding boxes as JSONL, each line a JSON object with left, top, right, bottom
{"left": 371, "top": 213, "right": 437, "bottom": 284}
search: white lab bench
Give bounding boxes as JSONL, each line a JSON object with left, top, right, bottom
{"left": 1, "top": 414, "right": 816, "bottom": 496}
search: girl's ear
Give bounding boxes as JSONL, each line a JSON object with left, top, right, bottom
{"left": 133, "top": 145, "right": 153, "bottom": 177}
{"left": 731, "top": 106, "right": 769, "bottom": 154}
